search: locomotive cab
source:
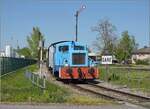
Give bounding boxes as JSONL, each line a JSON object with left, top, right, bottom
{"left": 48, "top": 41, "right": 99, "bottom": 80}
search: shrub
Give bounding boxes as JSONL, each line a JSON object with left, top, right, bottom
{"left": 135, "top": 59, "right": 149, "bottom": 65}
{"left": 108, "top": 73, "right": 120, "bottom": 81}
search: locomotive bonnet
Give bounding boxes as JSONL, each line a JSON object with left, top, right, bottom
{"left": 48, "top": 41, "right": 99, "bottom": 80}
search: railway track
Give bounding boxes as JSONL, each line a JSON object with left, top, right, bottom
{"left": 69, "top": 81, "right": 150, "bottom": 107}
{"left": 101, "top": 66, "right": 150, "bottom": 71}
{"left": 88, "top": 82, "right": 150, "bottom": 101}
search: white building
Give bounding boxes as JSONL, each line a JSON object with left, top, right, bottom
{"left": 5, "top": 45, "right": 12, "bottom": 57}
{"left": 88, "top": 52, "right": 101, "bottom": 62}
{"left": 0, "top": 51, "right": 5, "bottom": 57}
{"left": 132, "top": 47, "right": 150, "bottom": 64}
{"left": 12, "top": 49, "right": 16, "bottom": 57}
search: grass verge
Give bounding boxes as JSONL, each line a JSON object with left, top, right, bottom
{"left": 99, "top": 67, "right": 150, "bottom": 92}
{"left": 67, "top": 95, "right": 114, "bottom": 105}
{"left": 0, "top": 64, "right": 68, "bottom": 103}
{"left": 1, "top": 64, "right": 114, "bottom": 105}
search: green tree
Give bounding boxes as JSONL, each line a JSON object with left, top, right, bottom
{"left": 115, "top": 31, "right": 137, "bottom": 63}
{"left": 27, "top": 27, "right": 44, "bottom": 59}
{"left": 17, "top": 47, "right": 31, "bottom": 58}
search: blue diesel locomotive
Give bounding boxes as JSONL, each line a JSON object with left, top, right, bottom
{"left": 48, "top": 41, "right": 99, "bottom": 80}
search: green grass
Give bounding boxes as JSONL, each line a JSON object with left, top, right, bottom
{"left": 0, "top": 64, "right": 113, "bottom": 105}
{"left": 66, "top": 95, "right": 114, "bottom": 105}
{"left": 0, "top": 64, "right": 69, "bottom": 103}
{"left": 98, "top": 64, "right": 150, "bottom": 67}
{"left": 99, "top": 67, "right": 150, "bottom": 92}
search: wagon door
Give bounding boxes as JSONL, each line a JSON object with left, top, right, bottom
{"left": 49, "top": 47, "right": 54, "bottom": 69}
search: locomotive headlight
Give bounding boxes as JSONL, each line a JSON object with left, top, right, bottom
{"left": 64, "top": 60, "right": 69, "bottom": 66}
{"left": 65, "top": 63, "right": 69, "bottom": 66}
{"left": 91, "top": 63, "right": 95, "bottom": 67}
{"left": 90, "top": 60, "right": 95, "bottom": 67}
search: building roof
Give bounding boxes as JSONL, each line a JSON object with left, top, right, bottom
{"left": 88, "top": 52, "right": 100, "bottom": 56}
{"left": 132, "top": 47, "right": 150, "bottom": 54}
{"left": 101, "top": 49, "right": 112, "bottom": 56}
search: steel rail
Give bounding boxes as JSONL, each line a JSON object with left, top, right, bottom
{"left": 87, "top": 82, "right": 150, "bottom": 102}
{"left": 68, "top": 82, "right": 150, "bottom": 108}
{"left": 100, "top": 66, "right": 150, "bottom": 71}
{"left": 69, "top": 83, "right": 118, "bottom": 100}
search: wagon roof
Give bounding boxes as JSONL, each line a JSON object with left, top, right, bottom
{"left": 48, "top": 41, "right": 72, "bottom": 49}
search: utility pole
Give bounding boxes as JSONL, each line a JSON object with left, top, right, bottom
{"left": 149, "top": 17, "right": 150, "bottom": 47}
{"left": 74, "top": 5, "right": 86, "bottom": 42}
{"left": 149, "top": 0, "right": 150, "bottom": 48}
{"left": 75, "top": 11, "right": 78, "bottom": 42}
{"left": 17, "top": 40, "right": 19, "bottom": 49}
{"left": 39, "top": 40, "right": 44, "bottom": 78}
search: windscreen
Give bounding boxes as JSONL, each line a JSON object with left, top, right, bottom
{"left": 72, "top": 53, "right": 85, "bottom": 65}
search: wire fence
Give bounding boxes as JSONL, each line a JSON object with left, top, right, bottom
{"left": 25, "top": 71, "right": 46, "bottom": 89}
{"left": 0, "top": 57, "right": 37, "bottom": 75}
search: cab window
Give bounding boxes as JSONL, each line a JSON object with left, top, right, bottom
{"left": 59, "top": 46, "right": 69, "bottom": 52}
{"left": 74, "top": 46, "right": 84, "bottom": 50}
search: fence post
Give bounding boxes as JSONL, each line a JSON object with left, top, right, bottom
{"left": 105, "top": 64, "right": 109, "bottom": 82}
{"left": 32, "top": 73, "right": 34, "bottom": 84}
{"left": 24, "top": 71, "right": 46, "bottom": 94}
{"left": 2, "top": 57, "right": 4, "bottom": 74}
{"left": 37, "top": 75, "right": 39, "bottom": 86}
{"left": 43, "top": 77, "right": 46, "bottom": 89}
{"left": 42, "top": 76, "right": 46, "bottom": 94}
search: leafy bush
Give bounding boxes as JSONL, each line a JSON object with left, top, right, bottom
{"left": 108, "top": 73, "right": 120, "bottom": 81}
{"left": 135, "top": 59, "right": 149, "bottom": 65}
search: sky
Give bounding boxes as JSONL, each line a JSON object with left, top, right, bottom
{"left": 0, "top": 0, "right": 149, "bottom": 51}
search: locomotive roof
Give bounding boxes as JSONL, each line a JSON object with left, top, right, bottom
{"left": 48, "top": 41, "right": 85, "bottom": 49}
{"left": 48, "top": 41, "right": 71, "bottom": 49}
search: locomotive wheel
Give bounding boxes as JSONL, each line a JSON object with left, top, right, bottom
{"left": 78, "top": 68, "right": 83, "bottom": 79}
{"left": 66, "top": 68, "right": 72, "bottom": 74}
{"left": 88, "top": 67, "right": 95, "bottom": 74}
{"left": 66, "top": 68, "right": 73, "bottom": 79}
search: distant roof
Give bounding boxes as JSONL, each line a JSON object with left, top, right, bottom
{"left": 101, "top": 49, "right": 112, "bottom": 56}
{"left": 88, "top": 52, "right": 100, "bottom": 56}
{"left": 132, "top": 47, "right": 150, "bottom": 54}
{"left": 0, "top": 50, "right": 5, "bottom": 52}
